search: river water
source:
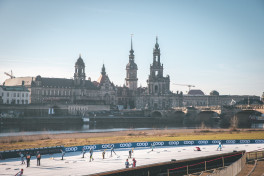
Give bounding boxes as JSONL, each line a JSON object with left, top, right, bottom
{"left": 0, "top": 120, "right": 263, "bottom": 137}
{"left": 0, "top": 121, "right": 202, "bottom": 137}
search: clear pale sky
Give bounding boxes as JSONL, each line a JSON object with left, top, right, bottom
{"left": 0, "top": 0, "right": 263, "bottom": 96}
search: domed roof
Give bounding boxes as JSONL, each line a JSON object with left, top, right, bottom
{"left": 187, "top": 89, "right": 205, "bottom": 96}
{"left": 75, "top": 55, "right": 85, "bottom": 66}
{"left": 35, "top": 75, "right": 42, "bottom": 81}
{"left": 126, "top": 62, "right": 138, "bottom": 69}
{"left": 210, "top": 90, "right": 219, "bottom": 96}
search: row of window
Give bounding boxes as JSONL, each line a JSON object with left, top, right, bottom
{"left": 2, "top": 92, "right": 29, "bottom": 98}
{"left": 5, "top": 99, "right": 29, "bottom": 104}
{"left": 34, "top": 89, "right": 99, "bottom": 97}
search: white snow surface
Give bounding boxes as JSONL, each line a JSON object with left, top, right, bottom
{"left": 1, "top": 144, "right": 263, "bottom": 176}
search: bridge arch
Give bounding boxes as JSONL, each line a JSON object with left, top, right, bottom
{"left": 234, "top": 110, "right": 262, "bottom": 128}
{"left": 151, "top": 111, "right": 163, "bottom": 118}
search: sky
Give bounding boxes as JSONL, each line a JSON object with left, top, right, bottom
{"left": 0, "top": 0, "right": 263, "bottom": 96}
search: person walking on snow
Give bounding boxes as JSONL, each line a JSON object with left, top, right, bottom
{"left": 129, "top": 149, "right": 132, "bottom": 158}
{"left": 61, "top": 149, "right": 65, "bottom": 160}
{"left": 217, "top": 142, "right": 222, "bottom": 151}
{"left": 82, "top": 147, "right": 86, "bottom": 158}
{"left": 132, "top": 158, "right": 137, "bottom": 167}
{"left": 89, "top": 148, "right": 94, "bottom": 162}
{"left": 111, "top": 146, "right": 116, "bottom": 157}
{"left": 125, "top": 159, "right": 129, "bottom": 168}
{"left": 26, "top": 152, "right": 31, "bottom": 167}
{"left": 151, "top": 143, "right": 155, "bottom": 151}
{"left": 36, "top": 151, "right": 41, "bottom": 166}
{"left": 102, "top": 150, "right": 105, "bottom": 159}
{"left": 19, "top": 152, "right": 25, "bottom": 165}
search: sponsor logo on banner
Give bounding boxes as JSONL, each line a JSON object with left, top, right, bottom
{"left": 226, "top": 140, "right": 236, "bottom": 144}
{"left": 120, "top": 143, "right": 132, "bottom": 148}
{"left": 136, "top": 142, "right": 148, "bottom": 147}
{"left": 65, "top": 147, "right": 78, "bottom": 152}
{"left": 102, "top": 144, "right": 114, "bottom": 149}
{"left": 184, "top": 141, "right": 194, "bottom": 145}
{"left": 83, "top": 145, "right": 97, "bottom": 150}
{"left": 212, "top": 140, "right": 221, "bottom": 144}
{"left": 198, "top": 140, "right": 208, "bottom": 145}
{"left": 153, "top": 142, "right": 164, "bottom": 146}
{"left": 239, "top": 140, "right": 250, "bottom": 144}
{"left": 255, "top": 140, "right": 264, "bottom": 143}
{"left": 168, "top": 141, "right": 180, "bottom": 145}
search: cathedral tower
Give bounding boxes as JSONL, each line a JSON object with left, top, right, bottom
{"left": 74, "top": 54, "right": 86, "bottom": 86}
{"left": 147, "top": 37, "right": 170, "bottom": 95}
{"left": 125, "top": 36, "right": 138, "bottom": 90}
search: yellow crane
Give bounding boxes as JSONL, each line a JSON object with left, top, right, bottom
{"left": 173, "top": 83, "right": 195, "bottom": 91}
{"left": 4, "top": 70, "right": 15, "bottom": 79}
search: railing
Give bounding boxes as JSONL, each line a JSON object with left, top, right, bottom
{"left": 206, "top": 153, "right": 246, "bottom": 176}
{"left": 246, "top": 150, "right": 264, "bottom": 160}
{"left": 167, "top": 152, "right": 244, "bottom": 176}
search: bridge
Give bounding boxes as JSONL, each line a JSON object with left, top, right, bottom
{"left": 150, "top": 105, "right": 264, "bottom": 117}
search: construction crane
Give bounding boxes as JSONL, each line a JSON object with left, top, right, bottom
{"left": 4, "top": 70, "right": 15, "bottom": 79}
{"left": 173, "top": 83, "right": 195, "bottom": 91}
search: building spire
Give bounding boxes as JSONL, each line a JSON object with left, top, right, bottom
{"left": 155, "top": 36, "right": 159, "bottom": 49}
{"left": 101, "top": 64, "right": 106, "bottom": 75}
{"left": 131, "top": 34, "right": 133, "bottom": 51}
{"left": 130, "top": 34, "right": 134, "bottom": 55}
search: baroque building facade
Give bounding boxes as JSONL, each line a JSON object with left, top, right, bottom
{"left": 134, "top": 37, "right": 183, "bottom": 110}
{"left": 3, "top": 38, "right": 261, "bottom": 111}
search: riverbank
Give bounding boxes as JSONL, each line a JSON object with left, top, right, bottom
{"left": 0, "top": 128, "right": 264, "bottom": 151}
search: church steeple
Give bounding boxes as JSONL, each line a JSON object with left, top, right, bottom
{"left": 129, "top": 35, "right": 134, "bottom": 61}
{"left": 153, "top": 36, "right": 161, "bottom": 65}
{"left": 74, "top": 54, "right": 86, "bottom": 86}
{"left": 155, "top": 36, "right": 159, "bottom": 49}
{"left": 125, "top": 35, "right": 138, "bottom": 90}
{"left": 101, "top": 64, "right": 106, "bottom": 75}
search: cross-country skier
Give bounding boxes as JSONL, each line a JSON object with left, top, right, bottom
{"left": 89, "top": 148, "right": 94, "bottom": 162}
{"left": 82, "top": 147, "right": 86, "bottom": 158}
{"left": 102, "top": 150, "right": 105, "bottom": 159}
{"left": 15, "top": 169, "right": 23, "bottom": 176}
{"left": 151, "top": 143, "right": 155, "bottom": 151}
{"left": 111, "top": 146, "right": 116, "bottom": 157}
{"left": 217, "top": 142, "right": 222, "bottom": 151}
{"left": 61, "top": 149, "right": 65, "bottom": 160}
{"left": 19, "top": 152, "right": 25, "bottom": 165}
{"left": 129, "top": 149, "right": 132, "bottom": 158}
{"left": 125, "top": 159, "right": 129, "bottom": 168}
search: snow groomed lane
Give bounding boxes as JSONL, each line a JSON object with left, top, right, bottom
{"left": 1, "top": 143, "right": 264, "bottom": 176}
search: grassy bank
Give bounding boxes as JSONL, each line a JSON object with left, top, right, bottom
{"left": 0, "top": 129, "right": 264, "bottom": 151}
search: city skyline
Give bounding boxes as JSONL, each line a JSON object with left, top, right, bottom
{"left": 0, "top": 0, "right": 263, "bottom": 96}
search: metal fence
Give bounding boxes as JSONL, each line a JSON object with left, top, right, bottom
{"left": 207, "top": 153, "right": 246, "bottom": 176}
{"left": 246, "top": 150, "right": 264, "bottom": 160}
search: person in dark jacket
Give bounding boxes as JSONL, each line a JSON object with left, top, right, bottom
{"left": 26, "top": 152, "right": 31, "bottom": 167}
{"left": 125, "top": 159, "right": 129, "bottom": 168}
{"left": 36, "top": 151, "right": 41, "bottom": 166}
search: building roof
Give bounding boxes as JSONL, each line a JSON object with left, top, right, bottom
{"left": 34, "top": 76, "right": 98, "bottom": 89}
{"left": 0, "top": 85, "right": 29, "bottom": 92}
{"left": 126, "top": 62, "right": 138, "bottom": 69}
{"left": 75, "top": 55, "right": 85, "bottom": 66}
{"left": 40, "top": 77, "right": 74, "bottom": 87}
{"left": 4, "top": 77, "right": 35, "bottom": 87}
{"left": 187, "top": 89, "right": 205, "bottom": 96}
{"left": 210, "top": 90, "right": 220, "bottom": 96}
